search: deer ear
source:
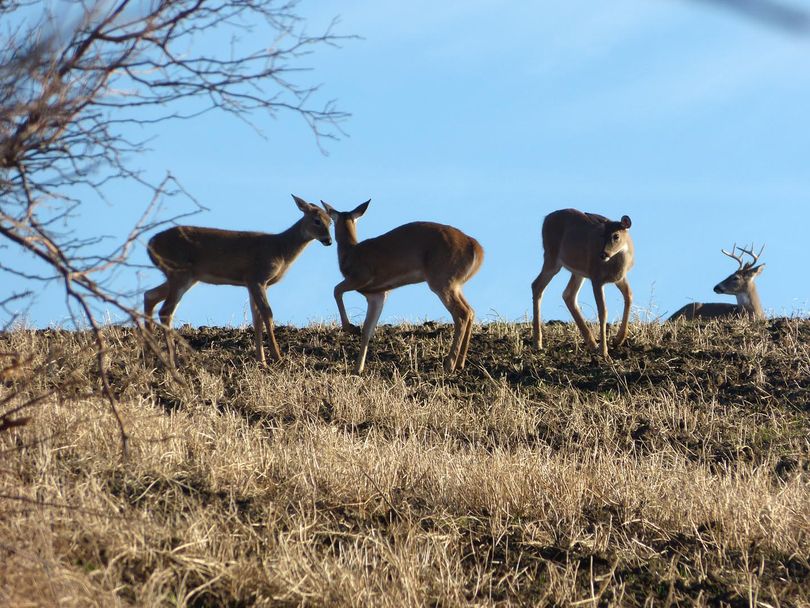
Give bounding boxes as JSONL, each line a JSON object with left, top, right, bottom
{"left": 320, "top": 200, "right": 337, "bottom": 218}
{"left": 620, "top": 215, "right": 632, "bottom": 229}
{"left": 351, "top": 199, "right": 371, "bottom": 220}
{"left": 747, "top": 264, "right": 766, "bottom": 277}
{"left": 292, "top": 194, "right": 313, "bottom": 213}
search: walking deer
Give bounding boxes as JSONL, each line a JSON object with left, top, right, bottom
{"left": 531, "top": 208, "right": 634, "bottom": 359}
{"left": 144, "top": 195, "right": 332, "bottom": 364}
{"left": 321, "top": 200, "right": 484, "bottom": 374}
{"left": 668, "top": 244, "right": 765, "bottom": 321}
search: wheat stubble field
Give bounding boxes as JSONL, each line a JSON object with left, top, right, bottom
{"left": 1, "top": 319, "right": 808, "bottom": 607}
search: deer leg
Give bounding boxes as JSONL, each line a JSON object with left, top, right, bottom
{"left": 157, "top": 277, "right": 194, "bottom": 326}
{"left": 144, "top": 281, "right": 169, "bottom": 331}
{"left": 456, "top": 291, "right": 475, "bottom": 370}
{"left": 334, "top": 279, "right": 361, "bottom": 335}
{"left": 355, "top": 291, "right": 387, "bottom": 374}
{"left": 157, "top": 276, "right": 195, "bottom": 367}
{"left": 562, "top": 274, "right": 597, "bottom": 351}
{"left": 531, "top": 261, "right": 562, "bottom": 350}
{"left": 591, "top": 281, "right": 610, "bottom": 359}
{"left": 432, "top": 285, "right": 472, "bottom": 373}
{"left": 248, "top": 283, "right": 281, "bottom": 362}
{"left": 613, "top": 277, "right": 632, "bottom": 348}
{"left": 248, "top": 291, "right": 266, "bottom": 365}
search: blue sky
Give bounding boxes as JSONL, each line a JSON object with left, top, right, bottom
{"left": 12, "top": 1, "right": 810, "bottom": 327}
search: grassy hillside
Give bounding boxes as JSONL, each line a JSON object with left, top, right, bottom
{"left": 1, "top": 319, "right": 809, "bottom": 606}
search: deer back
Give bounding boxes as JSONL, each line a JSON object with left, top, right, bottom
{"left": 669, "top": 302, "right": 741, "bottom": 321}
{"left": 148, "top": 226, "right": 289, "bottom": 285}
{"left": 340, "top": 222, "right": 482, "bottom": 291}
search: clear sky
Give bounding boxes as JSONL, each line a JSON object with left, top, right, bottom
{"left": 11, "top": 1, "right": 810, "bottom": 328}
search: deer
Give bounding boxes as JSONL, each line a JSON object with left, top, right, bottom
{"left": 144, "top": 195, "right": 332, "bottom": 365}
{"left": 320, "top": 200, "right": 484, "bottom": 374}
{"left": 668, "top": 244, "right": 765, "bottom": 321}
{"left": 531, "top": 208, "right": 634, "bottom": 360}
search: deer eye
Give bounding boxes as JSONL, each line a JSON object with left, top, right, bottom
{"left": 612, "top": 234, "right": 619, "bottom": 241}
{"left": 313, "top": 217, "right": 322, "bottom": 226}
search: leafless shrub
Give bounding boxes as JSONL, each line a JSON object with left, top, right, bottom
{"left": 0, "top": 1, "right": 351, "bottom": 453}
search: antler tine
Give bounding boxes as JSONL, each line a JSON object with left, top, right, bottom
{"left": 720, "top": 243, "right": 744, "bottom": 270}
{"left": 736, "top": 243, "right": 764, "bottom": 269}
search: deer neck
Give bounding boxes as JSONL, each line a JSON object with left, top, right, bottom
{"left": 334, "top": 221, "right": 359, "bottom": 266}
{"left": 736, "top": 284, "right": 764, "bottom": 319}
{"left": 276, "top": 217, "right": 313, "bottom": 262}
{"left": 334, "top": 220, "right": 358, "bottom": 246}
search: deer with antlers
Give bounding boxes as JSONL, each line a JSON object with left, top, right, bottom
{"left": 144, "top": 195, "right": 333, "bottom": 364}
{"left": 531, "top": 208, "right": 634, "bottom": 360}
{"left": 668, "top": 244, "right": 766, "bottom": 321}
{"left": 321, "top": 200, "right": 484, "bottom": 374}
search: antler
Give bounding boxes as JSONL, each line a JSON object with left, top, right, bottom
{"left": 736, "top": 243, "right": 765, "bottom": 269}
{"left": 721, "top": 243, "right": 745, "bottom": 270}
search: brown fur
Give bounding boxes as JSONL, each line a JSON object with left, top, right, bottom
{"left": 532, "top": 208, "right": 634, "bottom": 359}
{"left": 323, "top": 200, "right": 483, "bottom": 374}
{"left": 144, "top": 196, "right": 332, "bottom": 364}
{"left": 668, "top": 247, "right": 765, "bottom": 321}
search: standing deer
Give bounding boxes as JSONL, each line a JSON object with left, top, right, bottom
{"left": 531, "top": 208, "right": 634, "bottom": 359}
{"left": 321, "top": 200, "right": 484, "bottom": 374}
{"left": 144, "top": 195, "right": 332, "bottom": 364}
{"left": 668, "top": 244, "right": 765, "bottom": 321}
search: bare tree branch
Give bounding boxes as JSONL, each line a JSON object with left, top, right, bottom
{"left": 0, "top": 0, "right": 352, "bottom": 454}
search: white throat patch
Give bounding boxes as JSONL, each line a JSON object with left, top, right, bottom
{"left": 604, "top": 242, "right": 628, "bottom": 261}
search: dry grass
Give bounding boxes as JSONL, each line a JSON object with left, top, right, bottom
{"left": 1, "top": 319, "right": 809, "bottom": 606}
